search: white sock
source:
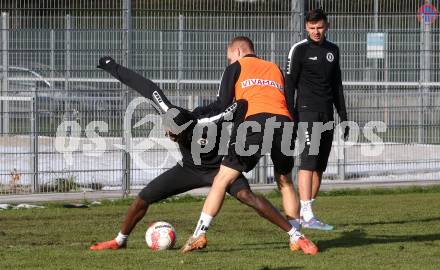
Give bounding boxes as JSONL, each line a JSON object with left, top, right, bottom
{"left": 193, "top": 212, "right": 213, "bottom": 237}
{"left": 115, "top": 231, "right": 128, "bottom": 246}
{"left": 289, "top": 219, "right": 301, "bottom": 230}
{"left": 287, "top": 227, "right": 303, "bottom": 242}
{"left": 311, "top": 198, "right": 316, "bottom": 204}
{"left": 300, "top": 200, "right": 314, "bottom": 222}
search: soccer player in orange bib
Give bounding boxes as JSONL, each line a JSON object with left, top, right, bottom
{"left": 89, "top": 58, "right": 312, "bottom": 253}
{"left": 181, "top": 36, "right": 317, "bottom": 255}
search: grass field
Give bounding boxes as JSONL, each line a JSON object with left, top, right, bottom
{"left": 1, "top": 187, "right": 440, "bottom": 270}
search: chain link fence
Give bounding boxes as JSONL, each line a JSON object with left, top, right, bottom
{"left": 0, "top": 0, "right": 439, "bottom": 196}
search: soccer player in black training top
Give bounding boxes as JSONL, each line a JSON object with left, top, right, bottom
{"left": 89, "top": 57, "right": 317, "bottom": 254}
{"left": 285, "top": 9, "right": 348, "bottom": 230}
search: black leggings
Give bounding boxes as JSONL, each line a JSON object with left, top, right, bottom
{"left": 138, "top": 164, "right": 250, "bottom": 204}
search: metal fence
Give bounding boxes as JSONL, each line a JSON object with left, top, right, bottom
{"left": 0, "top": 0, "right": 439, "bottom": 196}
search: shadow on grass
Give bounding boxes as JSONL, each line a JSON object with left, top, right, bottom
{"left": 259, "top": 267, "right": 302, "bottom": 270}
{"left": 337, "top": 216, "right": 440, "bottom": 227}
{"left": 192, "top": 242, "right": 287, "bottom": 253}
{"left": 317, "top": 229, "right": 440, "bottom": 252}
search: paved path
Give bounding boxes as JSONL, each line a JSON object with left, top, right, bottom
{"left": 1, "top": 179, "right": 439, "bottom": 204}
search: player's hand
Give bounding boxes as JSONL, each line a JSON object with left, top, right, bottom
{"left": 165, "top": 130, "right": 179, "bottom": 142}
{"left": 165, "top": 129, "right": 193, "bottom": 146}
{"left": 343, "top": 125, "right": 350, "bottom": 141}
{"left": 97, "top": 56, "right": 117, "bottom": 70}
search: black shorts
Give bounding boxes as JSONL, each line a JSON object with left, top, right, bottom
{"left": 222, "top": 113, "right": 294, "bottom": 174}
{"left": 138, "top": 164, "right": 250, "bottom": 204}
{"left": 297, "top": 111, "right": 334, "bottom": 172}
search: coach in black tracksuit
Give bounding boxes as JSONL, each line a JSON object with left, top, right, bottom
{"left": 284, "top": 9, "right": 348, "bottom": 230}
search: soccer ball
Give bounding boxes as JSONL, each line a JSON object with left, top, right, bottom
{"left": 145, "top": 221, "right": 176, "bottom": 251}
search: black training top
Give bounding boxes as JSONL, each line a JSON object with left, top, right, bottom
{"left": 101, "top": 60, "right": 244, "bottom": 170}
{"left": 285, "top": 36, "right": 347, "bottom": 121}
{"left": 193, "top": 54, "right": 251, "bottom": 115}
{"left": 178, "top": 116, "right": 227, "bottom": 170}
{"left": 180, "top": 100, "right": 247, "bottom": 170}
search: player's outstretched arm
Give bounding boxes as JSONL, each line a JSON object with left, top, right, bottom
{"left": 191, "top": 62, "right": 239, "bottom": 118}
{"left": 97, "top": 56, "right": 173, "bottom": 113}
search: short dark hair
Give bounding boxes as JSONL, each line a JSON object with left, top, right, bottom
{"left": 306, "top": 8, "right": 328, "bottom": 24}
{"left": 229, "top": 36, "right": 255, "bottom": 52}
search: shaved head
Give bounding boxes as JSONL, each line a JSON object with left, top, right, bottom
{"left": 227, "top": 36, "right": 255, "bottom": 64}
{"left": 228, "top": 36, "right": 255, "bottom": 53}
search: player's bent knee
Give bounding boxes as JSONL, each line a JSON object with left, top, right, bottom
{"left": 134, "top": 196, "right": 150, "bottom": 209}
{"left": 273, "top": 164, "right": 294, "bottom": 176}
{"left": 235, "top": 189, "right": 257, "bottom": 207}
{"left": 212, "top": 177, "right": 232, "bottom": 191}
{"left": 212, "top": 172, "right": 241, "bottom": 189}
{"left": 276, "top": 178, "right": 294, "bottom": 189}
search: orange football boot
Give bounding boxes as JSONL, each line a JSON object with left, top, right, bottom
{"left": 290, "top": 236, "right": 318, "bottom": 255}
{"left": 180, "top": 234, "right": 208, "bottom": 253}
{"left": 89, "top": 239, "right": 126, "bottom": 251}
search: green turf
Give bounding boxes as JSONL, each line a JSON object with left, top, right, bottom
{"left": 1, "top": 189, "right": 440, "bottom": 270}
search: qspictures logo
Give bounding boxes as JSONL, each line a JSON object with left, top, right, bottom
{"left": 54, "top": 98, "right": 387, "bottom": 168}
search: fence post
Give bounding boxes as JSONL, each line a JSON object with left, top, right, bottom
{"left": 418, "top": 18, "right": 431, "bottom": 144}
{"left": 258, "top": 155, "right": 268, "bottom": 184}
{"left": 159, "top": 31, "right": 163, "bottom": 89}
{"left": 337, "top": 126, "right": 345, "bottom": 180}
{"left": 50, "top": 29, "right": 55, "bottom": 87}
{"left": 64, "top": 15, "right": 71, "bottom": 119}
{"left": 121, "top": 90, "right": 130, "bottom": 197}
{"left": 289, "top": 1, "right": 303, "bottom": 185}
{"left": 121, "top": 0, "right": 132, "bottom": 198}
{"left": 1, "top": 12, "right": 9, "bottom": 135}
{"left": 423, "top": 20, "right": 431, "bottom": 143}
{"left": 270, "top": 32, "right": 275, "bottom": 62}
{"left": 177, "top": 14, "right": 184, "bottom": 107}
{"left": 384, "top": 32, "right": 389, "bottom": 125}
{"left": 290, "top": 0, "right": 303, "bottom": 41}
{"left": 373, "top": 0, "right": 379, "bottom": 108}
{"left": 31, "top": 85, "right": 39, "bottom": 193}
